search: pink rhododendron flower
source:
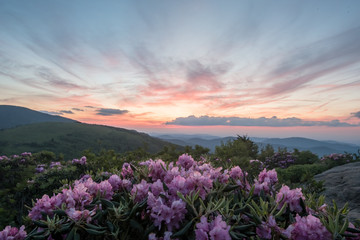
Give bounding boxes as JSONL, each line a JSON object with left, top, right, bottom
{"left": 0, "top": 225, "right": 27, "bottom": 240}
{"left": 131, "top": 180, "right": 150, "bottom": 202}
{"left": 285, "top": 214, "right": 332, "bottom": 240}
{"left": 108, "top": 174, "right": 122, "bottom": 191}
{"left": 141, "top": 159, "right": 167, "bottom": 181}
{"left": 147, "top": 192, "right": 187, "bottom": 231}
{"left": 256, "top": 215, "right": 279, "bottom": 239}
{"left": 185, "top": 171, "right": 213, "bottom": 200}
{"left": 195, "top": 215, "right": 231, "bottom": 240}
{"left": 72, "top": 156, "right": 87, "bottom": 165}
{"left": 148, "top": 231, "right": 177, "bottom": 240}
{"left": 121, "top": 163, "right": 133, "bottom": 179}
{"left": 66, "top": 208, "right": 94, "bottom": 223}
{"left": 276, "top": 185, "right": 305, "bottom": 213}
{"left": 177, "top": 153, "right": 195, "bottom": 170}
{"left": 254, "top": 168, "right": 278, "bottom": 195}
{"left": 229, "top": 166, "right": 244, "bottom": 179}
{"left": 151, "top": 179, "right": 165, "bottom": 197}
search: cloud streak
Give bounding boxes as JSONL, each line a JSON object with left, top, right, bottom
{"left": 96, "top": 108, "right": 129, "bottom": 116}
{"left": 166, "top": 115, "right": 359, "bottom": 127}
{"left": 60, "top": 110, "right": 74, "bottom": 114}
{"left": 351, "top": 111, "right": 360, "bottom": 119}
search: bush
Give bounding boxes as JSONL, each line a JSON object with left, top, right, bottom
{"left": 276, "top": 164, "right": 328, "bottom": 184}
{"left": 2, "top": 154, "right": 359, "bottom": 240}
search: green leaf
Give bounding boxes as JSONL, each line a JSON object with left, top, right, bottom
{"left": 130, "top": 219, "right": 144, "bottom": 232}
{"left": 346, "top": 227, "right": 360, "bottom": 233}
{"left": 66, "top": 227, "right": 75, "bottom": 240}
{"left": 232, "top": 224, "right": 254, "bottom": 231}
{"left": 171, "top": 220, "right": 194, "bottom": 238}
{"left": 85, "top": 228, "right": 106, "bottom": 235}
{"left": 223, "top": 184, "right": 239, "bottom": 192}
{"left": 74, "top": 232, "right": 80, "bottom": 240}
{"left": 33, "top": 220, "right": 48, "bottom": 228}
{"left": 85, "top": 223, "right": 107, "bottom": 231}
{"left": 53, "top": 209, "right": 67, "bottom": 216}
{"left": 106, "top": 221, "right": 115, "bottom": 233}
{"left": 58, "top": 222, "right": 73, "bottom": 233}
{"left": 230, "top": 231, "right": 248, "bottom": 239}
{"left": 101, "top": 198, "right": 115, "bottom": 208}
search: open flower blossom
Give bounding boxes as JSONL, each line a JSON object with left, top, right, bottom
{"left": 256, "top": 215, "right": 280, "bottom": 239}
{"left": 276, "top": 185, "right": 305, "bottom": 213}
{"left": 195, "top": 215, "right": 231, "bottom": 240}
{"left": 254, "top": 168, "right": 278, "bottom": 195}
{"left": 72, "top": 156, "right": 87, "bottom": 165}
{"left": 284, "top": 214, "right": 332, "bottom": 240}
{"left": 29, "top": 176, "right": 114, "bottom": 222}
{"left": 177, "top": 153, "right": 195, "bottom": 170}
{"left": 121, "top": 162, "right": 133, "bottom": 179}
{"left": 140, "top": 159, "right": 167, "bottom": 181}
{"left": 147, "top": 192, "right": 187, "bottom": 231}
{"left": 0, "top": 225, "right": 27, "bottom": 240}
{"left": 131, "top": 180, "right": 150, "bottom": 202}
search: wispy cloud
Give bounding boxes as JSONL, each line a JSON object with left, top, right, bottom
{"left": 72, "top": 108, "right": 83, "bottom": 111}
{"left": 351, "top": 111, "right": 360, "bottom": 119}
{"left": 96, "top": 108, "right": 129, "bottom": 116}
{"left": 260, "top": 26, "right": 360, "bottom": 97}
{"left": 60, "top": 110, "right": 74, "bottom": 114}
{"left": 166, "top": 115, "right": 359, "bottom": 127}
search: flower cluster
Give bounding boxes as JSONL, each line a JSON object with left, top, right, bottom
{"left": 195, "top": 215, "right": 231, "bottom": 240}
{"left": 321, "top": 153, "right": 346, "bottom": 161}
{"left": 0, "top": 225, "right": 27, "bottom": 240}
{"left": 284, "top": 214, "right": 332, "bottom": 240}
{"left": 29, "top": 176, "right": 115, "bottom": 223}
{"left": 108, "top": 174, "right": 132, "bottom": 191}
{"left": 49, "top": 161, "right": 62, "bottom": 169}
{"left": 320, "top": 153, "right": 353, "bottom": 168}
{"left": 256, "top": 216, "right": 279, "bottom": 239}
{"left": 276, "top": 185, "right": 305, "bottom": 213}
{"left": 177, "top": 153, "right": 195, "bottom": 170}
{"left": 254, "top": 168, "right": 278, "bottom": 195}
{"left": 121, "top": 163, "right": 133, "bottom": 179}
{"left": 229, "top": 166, "right": 249, "bottom": 190}
{"left": 130, "top": 155, "right": 232, "bottom": 232}
{"left": 3, "top": 152, "right": 359, "bottom": 239}
{"left": 264, "top": 152, "right": 296, "bottom": 169}
{"left": 72, "top": 156, "right": 87, "bottom": 165}
{"left": 35, "top": 164, "right": 46, "bottom": 173}
{"left": 21, "top": 152, "right": 32, "bottom": 157}
{"left": 0, "top": 155, "right": 9, "bottom": 161}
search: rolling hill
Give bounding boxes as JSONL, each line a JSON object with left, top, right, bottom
{"left": 0, "top": 105, "right": 76, "bottom": 129}
{"left": 152, "top": 134, "right": 360, "bottom": 156}
{"left": 0, "top": 122, "right": 180, "bottom": 159}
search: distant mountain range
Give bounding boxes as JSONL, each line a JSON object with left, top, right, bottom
{"left": 0, "top": 105, "right": 76, "bottom": 129}
{"left": 0, "top": 105, "right": 180, "bottom": 159}
{"left": 1, "top": 105, "right": 358, "bottom": 158}
{"left": 151, "top": 134, "right": 360, "bottom": 157}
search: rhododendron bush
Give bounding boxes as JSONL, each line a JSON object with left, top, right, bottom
{"left": 1, "top": 153, "right": 360, "bottom": 240}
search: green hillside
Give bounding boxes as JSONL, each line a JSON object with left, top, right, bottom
{"left": 0, "top": 105, "right": 76, "bottom": 129}
{"left": 0, "top": 122, "right": 179, "bottom": 159}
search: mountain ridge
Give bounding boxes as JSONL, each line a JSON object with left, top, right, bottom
{"left": 0, "top": 105, "right": 77, "bottom": 129}
{"left": 152, "top": 134, "right": 360, "bottom": 156}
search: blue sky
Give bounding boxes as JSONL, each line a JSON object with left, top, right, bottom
{"left": 1, "top": 0, "right": 360, "bottom": 143}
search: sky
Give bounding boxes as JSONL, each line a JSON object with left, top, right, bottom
{"left": 1, "top": 0, "right": 360, "bottom": 144}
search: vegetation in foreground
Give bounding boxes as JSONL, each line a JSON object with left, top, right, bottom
{"left": 0, "top": 136, "right": 359, "bottom": 239}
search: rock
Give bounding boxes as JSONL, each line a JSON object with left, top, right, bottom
{"left": 314, "top": 162, "right": 360, "bottom": 221}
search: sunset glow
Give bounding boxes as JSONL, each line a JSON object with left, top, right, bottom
{"left": 1, "top": 0, "right": 360, "bottom": 144}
